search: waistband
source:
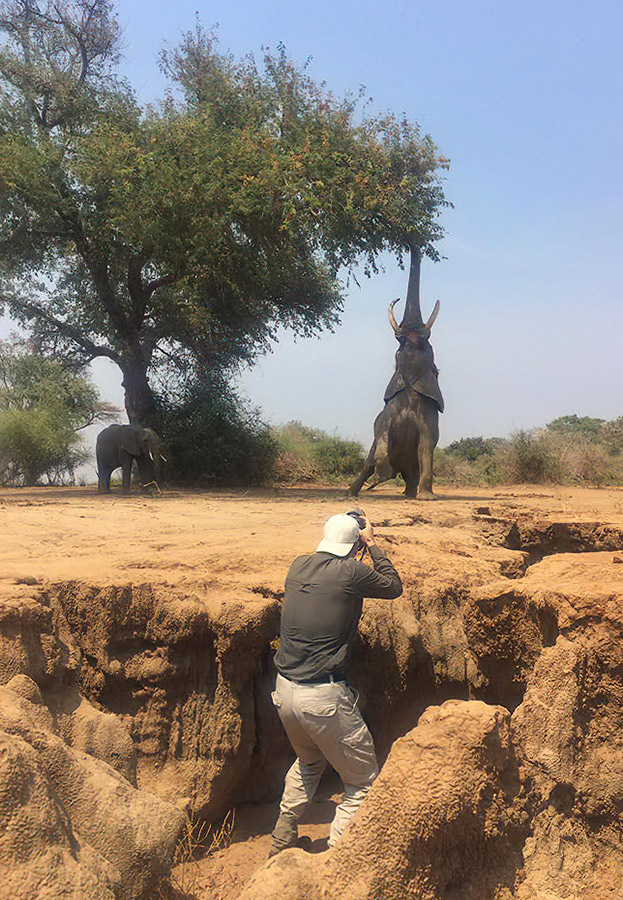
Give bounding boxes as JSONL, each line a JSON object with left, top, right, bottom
{"left": 279, "top": 670, "right": 347, "bottom": 685}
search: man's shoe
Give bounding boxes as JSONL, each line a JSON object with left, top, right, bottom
{"left": 268, "top": 811, "right": 298, "bottom": 858}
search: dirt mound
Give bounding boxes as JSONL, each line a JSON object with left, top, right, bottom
{"left": 240, "top": 699, "right": 524, "bottom": 900}
{"left": 0, "top": 589, "right": 184, "bottom": 899}
{"left": 0, "top": 674, "right": 183, "bottom": 900}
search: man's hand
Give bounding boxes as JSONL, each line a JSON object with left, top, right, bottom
{"left": 359, "top": 512, "right": 375, "bottom": 547}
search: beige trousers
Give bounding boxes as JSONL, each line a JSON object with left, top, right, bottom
{"left": 272, "top": 672, "right": 379, "bottom": 847}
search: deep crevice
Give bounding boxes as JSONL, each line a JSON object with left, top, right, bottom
{"left": 474, "top": 513, "right": 623, "bottom": 567}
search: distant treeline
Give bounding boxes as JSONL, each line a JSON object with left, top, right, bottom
{"left": 434, "top": 416, "right": 623, "bottom": 487}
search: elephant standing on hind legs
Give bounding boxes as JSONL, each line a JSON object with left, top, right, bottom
{"left": 96, "top": 424, "right": 165, "bottom": 494}
{"left": 349, "top": 245, "right": 444, "bottom": 500}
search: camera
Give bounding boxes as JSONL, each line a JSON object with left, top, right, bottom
{"left": 346, "top": 509, "right": 366, "bottom": 530}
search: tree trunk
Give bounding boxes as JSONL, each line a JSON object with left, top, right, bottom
{"left": 120, "top": 359, "right": 158, "bottom": 426}
{"left": 401, "top": 242, "right": 424, "bottom": 330}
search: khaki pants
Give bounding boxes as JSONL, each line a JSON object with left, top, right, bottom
{"left": 272, "top": 672, "right": 379, "bottom": 847}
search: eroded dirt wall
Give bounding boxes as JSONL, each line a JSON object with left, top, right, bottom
{"left": 3, "top": 487, "right": 623, "bottom": 899}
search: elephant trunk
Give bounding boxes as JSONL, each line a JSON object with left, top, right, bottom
{"left": 389, "top": 241, "right": 440, "bottom": 341}
{"left": 401, "top": 241, "right": 424, "bottom": 331}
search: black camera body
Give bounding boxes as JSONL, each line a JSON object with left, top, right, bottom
{"left": 346, "top": 509, "right": 366, "bottom": 530}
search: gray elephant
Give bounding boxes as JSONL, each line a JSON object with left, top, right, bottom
{"left": 349, "top": 245, "right": 444, "bottom": 500}
{"left": 96, "top": 424, "right": 165, "bottom": 494}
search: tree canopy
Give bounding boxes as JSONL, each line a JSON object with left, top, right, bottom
{"left": 0, "top": 0, "right": 450, "bottom": 428}
{"left": 545, "top": 415, "right": 606, "bottom": 440}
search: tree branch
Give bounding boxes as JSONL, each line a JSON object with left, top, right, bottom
{"left": 50, "top": 194, "right": 132, "bottom": 337}
{"left": 6, "top": 295, "right": 121, "bottom": 364}
{"left": 145, "top": 274, "right": 176, "bottom": 298}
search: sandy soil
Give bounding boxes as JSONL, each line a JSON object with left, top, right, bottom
{"left": 3, "top": 481, "right": 623, "bottom": 898}
{"left": 3, "top": 482, "right": 623, "bottom": 596}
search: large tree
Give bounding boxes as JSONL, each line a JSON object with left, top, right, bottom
{"left": 0, "top": 1, "right": 449, "bottom": 426}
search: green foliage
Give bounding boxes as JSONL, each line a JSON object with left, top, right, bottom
{"left": 0, "top": 337, "right": 116, "bottom": 484}
{"left": 602, "top": 417, "right": 623, "bottom": 455}
{"left": 545, "top": 415, "right": 606, "bottom": 440}
{"left": 158, "top": 380, "right": 277, "bottom": 487}
{"left": 497, "top": 430, "right": 560, "bottom": 484}
{"left": 434, "top": 440, "right": 502, "bottom": 486}
{"left": 445, "top": 436, "right": 498, "bottom": 463}
{"left": 0, "top": 6, "right": 450, "bottom": 428}
{"left": 0, "top": 407, "right": 87, "bottom": 485}
{"left": 272, "top": 421, "right": 365, "bottom": 483}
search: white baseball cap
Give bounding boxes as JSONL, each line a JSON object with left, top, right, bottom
{"left": 317, "top": 513, "right": 360, "bottom": 557}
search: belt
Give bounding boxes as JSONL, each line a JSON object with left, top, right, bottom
{"left": 281, "top": 671, "right": 347, "bottom": 685}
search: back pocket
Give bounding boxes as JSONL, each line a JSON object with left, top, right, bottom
{"left": 299, "top": 699, "right": 337, "bottom": 717}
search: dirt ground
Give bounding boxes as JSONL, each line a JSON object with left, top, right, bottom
{"left": 174, "top": 787, "right": 341, "bottom": 900}
{"left": 3, "top": 482, "right": 623, "bottom": 594}
{"left": 3, "top": 481, "right": 623, "bottom": 899}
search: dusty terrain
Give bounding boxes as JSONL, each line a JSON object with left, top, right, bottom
{"left": 2, "top": 483, "right": 623, "bottom": 899}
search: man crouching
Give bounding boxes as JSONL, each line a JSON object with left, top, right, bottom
{"left": 269, "top": 510, "right": 403, "bottom": 857}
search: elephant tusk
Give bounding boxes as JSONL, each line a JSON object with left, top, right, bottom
{"left": 388, "top": 299, "right": 401, "bottom": 335}
{"left": 160, "top": 454, "right": 167, "bottom": 462}
{"left": 425, "top": 299, "right": 440, "bottom": 332}
{"left": 148, "top": 450, "right": 154, "bottom": 461}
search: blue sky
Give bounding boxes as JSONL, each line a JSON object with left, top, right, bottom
{"left": 8, "top": 0, "right": 623, "bottom": 447}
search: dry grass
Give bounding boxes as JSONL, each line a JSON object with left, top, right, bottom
{"left": 156, "top": 809, "right": 237, "bottom": 900}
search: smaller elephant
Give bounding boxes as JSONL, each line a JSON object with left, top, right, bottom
{"left": 96, "top": 424, "right": 165, "bottom": 494}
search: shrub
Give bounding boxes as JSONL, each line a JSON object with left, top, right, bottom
{"left": 159, "top": 382, "right": 277, "bottom": 486}
{"left": 603, "top": 417, "right": 623, "bottom": 455}
{"left": 0, "top": 407, "right": 89, "bottom": 485}
{"left": 496, "top": 429, "right": 562, "bottom": 484}
{"left": 568, "top": 441, "right": 610, "bottom": 487}
{"left": 434, "top": 437, "right": 502, "bottom": 486}
{"left": 272, "top": 422, "right": 365, "bottom": 484}
{"left": 436, "top": 417, "right": 623, "bottom": 488}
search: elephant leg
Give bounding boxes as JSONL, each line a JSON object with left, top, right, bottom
{"left": 416, "top": 424, "right": 438, "bottom": 500}
{"left": 401, "top": 466, "right": 419, "bottom": 499}
{"left": 348, "top": 448, "right": 376, "bottom": 497}
{"left": 121, "top": 455, "right": 133, "bottom": 494}
{"left": 98, "top": 465, "right": 113, "bottom": 494}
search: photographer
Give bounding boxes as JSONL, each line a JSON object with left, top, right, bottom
{"left": 269, "top": 510, "right": 403, "bottom": 857}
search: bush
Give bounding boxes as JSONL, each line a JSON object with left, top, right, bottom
{"left": 601, "top": 417, "right": 623, "bottom": 455}
{"left": 434, "top": 437, "right": 502, "bottom": 486}
{"left": 0, "top": 407, "right": 89, "bottom": 485}
{"left": 496, "top": 429, "right": 562, "bottom": 484}
{"left": 159, "top": 382, "right": 277, "bottom": 486}
{"left": 493, "top": 427, "right": 623, "bottom": 487}
{"left": 0, "top": 340, "right": 117, "bottom": 486}
{"left": 272, "top": 422, "right": 365, "bottom": 484}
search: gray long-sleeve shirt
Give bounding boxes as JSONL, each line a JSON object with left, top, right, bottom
{"left": 274, "top": 544, "right": 403, "bottom": 683}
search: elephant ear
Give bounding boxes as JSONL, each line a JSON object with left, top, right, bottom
{"left": 409, "top": 371, "right": 445, "bottom": 413}
{"left": 383, "top": 372, "right": 407, "bottom": 404}
{"left": 120, "top": 428, "right": 141, "bottom": 456}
